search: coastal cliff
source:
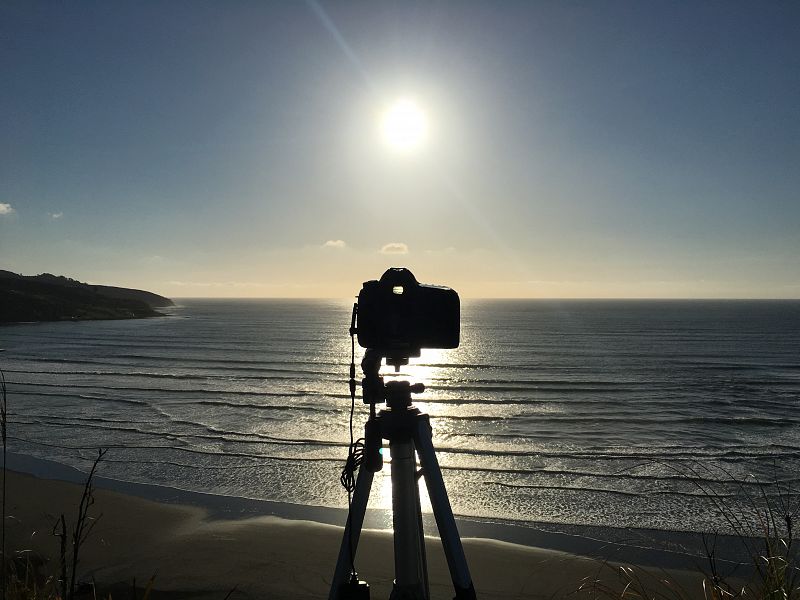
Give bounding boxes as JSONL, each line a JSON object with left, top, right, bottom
{"left": 0, "top": 270, "right": 173, "bottom": 322}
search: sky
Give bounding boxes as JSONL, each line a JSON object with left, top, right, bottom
{"left": 1, "top": 1, "right": 798, "bottom": 299}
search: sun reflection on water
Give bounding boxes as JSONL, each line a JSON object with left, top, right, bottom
{"left": 372, "top": 449, "right": 434, "bottom": 514}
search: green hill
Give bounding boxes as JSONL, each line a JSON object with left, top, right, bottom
{"left": 0, "top": 270, "right": 174, "bottom": 323}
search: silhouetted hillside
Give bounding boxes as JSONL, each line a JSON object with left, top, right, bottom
{"left": 0, "top": 270, "right": 174, "bottom": 323}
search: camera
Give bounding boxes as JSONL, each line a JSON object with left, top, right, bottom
{"left": 356, "top": 268, "right": 459, "bottom": 359}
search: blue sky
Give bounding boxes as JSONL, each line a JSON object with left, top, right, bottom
{"left": 1, "top": 1, "right": 798, "bottom": 298}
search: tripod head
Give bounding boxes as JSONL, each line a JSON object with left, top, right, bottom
{"left": 360, "top": 348, "right": 425, "bottom": 410}
{"left": 358, "top": 348, "right": 426, "bottom": 473}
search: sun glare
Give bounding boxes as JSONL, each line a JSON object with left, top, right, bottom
{"left": 380, "top": 98, "right": 429, "bottom": 153}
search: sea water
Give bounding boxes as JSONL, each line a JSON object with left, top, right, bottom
{"left": 2, "top": 299, "right": 799, "bottom": 535}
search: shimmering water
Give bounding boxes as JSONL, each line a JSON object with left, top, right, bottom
{"left": 2, "top": 299, "right": 799, "bottom": 534}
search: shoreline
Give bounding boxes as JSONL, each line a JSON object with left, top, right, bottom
{"left": 6, "top": 452, "right": 744, "bottom": 572}
{"left": 0, "top": 311, "right": 168, "bottom": 325}
{"left": 4, "top": 467, "right": 713, "bottom": 600}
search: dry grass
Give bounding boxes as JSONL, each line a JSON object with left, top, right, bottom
{"left": 574, "top": 462, "right": 799, "bottom": 600}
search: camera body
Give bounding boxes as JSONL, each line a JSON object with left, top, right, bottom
{"left": 357, "top": 268, "right": 459, "bottom": 359}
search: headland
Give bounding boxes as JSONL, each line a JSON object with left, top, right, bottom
{"left": 0, "top": 270, "right": 173, "bottom": 322}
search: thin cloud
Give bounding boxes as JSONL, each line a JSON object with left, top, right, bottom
{"left": 0, "top": 203, "right": 14, "bottom": 215}
{"left": 48, "top": 211, "right": 64, "bottom": 220}
{"left": 380, "top": 242, "right": 409, "bottom": 255}
{"left": 323, "top": 239, "right": 346, "bottom": 249}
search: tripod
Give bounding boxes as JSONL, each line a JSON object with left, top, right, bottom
{"left": 329, "top": 350, "right": 476, "bottom": 600}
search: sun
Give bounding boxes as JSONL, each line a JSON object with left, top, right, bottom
{"left": 379, "top": 98, "right": 429, "bottom": 153}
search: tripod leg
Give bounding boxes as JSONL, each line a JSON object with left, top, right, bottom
{"left": 389, "top": 438, "right": 428, "bottom": 600}
{"left": 329, "top": 465, "right": 375, "bottom": 600}
{"left": 415, "top": 419, "right": 477, "bottom": 600}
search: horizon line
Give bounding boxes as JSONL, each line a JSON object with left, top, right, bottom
{"left": 168, "top": 296, "right": 800, "bottom": 301}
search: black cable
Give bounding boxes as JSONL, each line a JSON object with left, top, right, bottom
{"left": 341, "top": 303, "right": 363, "bottom": 581}
{"left": 340, "top": 436, "right": 364, "bottom": 494}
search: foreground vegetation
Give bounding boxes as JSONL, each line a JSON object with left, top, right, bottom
{"left": 574, "top": 460, "right": 798, "bottom": 600}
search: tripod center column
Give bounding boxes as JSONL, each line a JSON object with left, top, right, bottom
{"left": 389, "top": 438, "right": 428, "bottom": 599}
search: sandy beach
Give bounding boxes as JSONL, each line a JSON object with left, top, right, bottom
{"left": 2, "top": 469, "right": 710, "bottom": 600}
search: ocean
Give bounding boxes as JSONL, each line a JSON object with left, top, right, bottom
{"left": 2, "top": 299, "right": 799, "bottom": 540}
